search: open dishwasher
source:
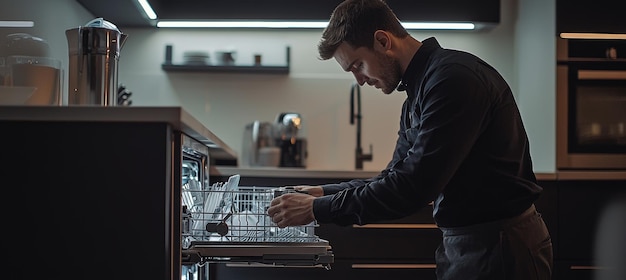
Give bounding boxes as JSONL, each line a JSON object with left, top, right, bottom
{"left": 180, "top": 173, "right": 334, "bottom": 274}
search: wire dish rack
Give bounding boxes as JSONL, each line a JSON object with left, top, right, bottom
{"left": 181, "top": 175, "right": 333, "bottom": 268}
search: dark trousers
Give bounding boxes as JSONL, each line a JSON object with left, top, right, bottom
{"left": 435, "top": 204, "right": 553, "bottom": 280}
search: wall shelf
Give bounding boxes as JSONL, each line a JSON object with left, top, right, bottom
{"left": 161, "top": 64, "right": 289, "bottom": 74}
{"left": 162, "top": 46, "right": 290, "bottom": 74}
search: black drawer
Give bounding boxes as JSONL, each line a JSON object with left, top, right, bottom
{"left": 213, "top": 259, "right": 437, "bottom": 280}
{"left": 316, "top": 208, "right": 440, "bottom": 260}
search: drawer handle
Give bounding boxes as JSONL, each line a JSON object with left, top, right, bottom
{"left": 225, "top": 263, "right": 327, "bottom": 269}
{"left": 353, "top": 223, "right": 438, "bottom": 229}
{"left": 578, "top": 70, "right": 626, "bottom": 80}
{"left": 570, "top": 265, "right": 607, "bottom": 270}
{"left": 352, "top": 264, "right": 436, "bottom": 269}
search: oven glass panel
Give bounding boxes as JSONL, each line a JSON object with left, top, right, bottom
{"left": 571, "top": 78, "right": 626, "bottom": 153}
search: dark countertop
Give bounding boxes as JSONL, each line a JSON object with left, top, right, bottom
{"left": 555, "top": 170, "right": 626, "bottom": 180}
{"left": 214, "top": 167, "right": 626, "bottom": 181}
{"left": 213, "top": 166, "right": 380, "bottom": 179}
{"left": 0, "top": 106, "right": 238, "bottom": 161}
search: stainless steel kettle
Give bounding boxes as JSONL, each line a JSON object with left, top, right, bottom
{"left": 65, "top": 18, "right": 128, "bottom": 106}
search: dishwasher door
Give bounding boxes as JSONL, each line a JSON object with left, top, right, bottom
{"left": 181, "top": 183, "right": 333, "bottom": 270}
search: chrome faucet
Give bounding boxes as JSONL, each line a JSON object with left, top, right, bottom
{"left": 350, "top": 83, "right": 373, "bottom": 170}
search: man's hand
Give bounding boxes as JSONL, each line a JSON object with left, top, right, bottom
{"left": 293, "top": 185, "right": 324, "bottom": 197}
{"left": 267, "top": 192, "right": 316, "bottom": 228}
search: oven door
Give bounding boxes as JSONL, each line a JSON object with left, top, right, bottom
{"left": 557, "top": 61, "right": 626, "bottom": 169}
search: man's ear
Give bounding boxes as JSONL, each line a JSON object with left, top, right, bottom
{"left": 373, "top": 30, "right": 391, "bottom": 51}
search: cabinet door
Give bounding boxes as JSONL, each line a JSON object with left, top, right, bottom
{"left": 0, "top": 121, "right": 177, "bottom": 279}
{"left": 558, "top": 180, "right": 626, "bottom": 261}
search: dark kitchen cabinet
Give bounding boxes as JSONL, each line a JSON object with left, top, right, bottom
{"left": 554, "top": 261, "right": 597, "bottom": 280}
{"left": 213, "top": 260, "right": 436, "bottom": 280}
{"left": 0, "top": 107, "right": 237, "bottom": 280}
{"left": 211, "top": 172, "right": 626, "bottom": 280}
{"left": 0, "top": 120, "right": 179, "bottom": 280}
{"left": 557, "top": 0, "right": 626, "bottom": 34}
{"left": 555, "top": 180, "right": 626, "bottom": 280}
{"left": 210, "top": 174, "right": 439, "bottom": 280}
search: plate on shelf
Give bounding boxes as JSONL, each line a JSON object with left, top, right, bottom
{"left": 183, "top": 51, "right": 210, "bottom": 65}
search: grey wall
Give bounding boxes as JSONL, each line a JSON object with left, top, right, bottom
{"left": 514, "top": 0, "right": 556, "bottom": 173}
{"left": 1, "top": 0, "right": 556, "bottom": 173}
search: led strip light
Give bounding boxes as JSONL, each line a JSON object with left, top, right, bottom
{"left": 0, "top": 21, "right": 34, "bottom": 28}
{"left": 155, "top": 20, "right": 474, "bottom": 30}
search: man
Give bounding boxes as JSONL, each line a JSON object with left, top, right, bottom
{"left": 267, "top": 0, "right": 553, "bottom": 279}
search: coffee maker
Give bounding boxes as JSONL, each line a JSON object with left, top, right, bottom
{"left": 275, "top": 112, "right": 307, "bottom": 168}
{"left": 242, "top": 113, "right": 307, "bottom": 168}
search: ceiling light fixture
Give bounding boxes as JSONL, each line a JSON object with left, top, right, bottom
{"left": 402, "top": 22, "right": 474, "bottom": 30}
{"left": 0, "top": 21, "right": 34, "bottom": 28}
{"left": 560, "top": 33, "right": 626, "bottom": 40}
{"left": 156, "top": 20, "right": 475, "bottom": 30}
{"left": 157, "top": 21, "right": 328, "bottom": 28}
{"left": 137, "top": 0, "right": 158, "bottom": 20}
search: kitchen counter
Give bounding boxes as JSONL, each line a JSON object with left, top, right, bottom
{"left": 0, "top": 105, "right": 237, "bottom": 161}
{"left": 213, "top": 166, "right": 380, "bottom": 179}
{"left": 214, "top": 167, "right": 626, "bottom": 181}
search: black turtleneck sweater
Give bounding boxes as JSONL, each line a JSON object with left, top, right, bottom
{"left": 312, "top": 37, "right": 542, "bottom": 228}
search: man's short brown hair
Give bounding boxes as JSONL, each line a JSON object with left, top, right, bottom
{"left": 317, "top": 0, "right": 409, "bottom": 60}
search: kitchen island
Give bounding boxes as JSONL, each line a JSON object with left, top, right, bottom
{"left": 0, "top": 106, "right": 236, "bottom": 280}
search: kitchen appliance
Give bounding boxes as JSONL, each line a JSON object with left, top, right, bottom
{"left": 556, "top": 37, "right": 626, "bottom": 169}
{"left": 183, "top": 133, "right": 332, "bottom": 279}
{"left": 275, "top": 112, "right": 307, "bottom": 168}
{"left": 277, "top": 138, "right": 307, "bottom": 168}
{"left": 242, "top": 120, "right": 279, "bottom": 167}
{"left": 65, "top": 18, "right": 128, "bottom": 106}
{"left": 182, "top": 183, "right": 333, "bottom": 271}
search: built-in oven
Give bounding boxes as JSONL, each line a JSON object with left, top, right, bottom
{"left": 556, "top": 37, "right": 626, "bottom": 170}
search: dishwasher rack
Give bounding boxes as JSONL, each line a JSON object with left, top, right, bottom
{"left": 181, "top": 179, "right": 333, "bottom": 268}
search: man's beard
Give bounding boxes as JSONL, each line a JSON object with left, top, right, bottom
{"left": 377, "top": 51, "right": 403, "bottom": 95}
